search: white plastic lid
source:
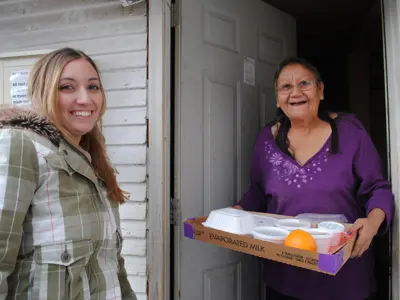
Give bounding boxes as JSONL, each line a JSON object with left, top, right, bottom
{"left": 252, "top": 226, "right": 289, "bottom": 241}
{"left": 276, "top": 219, "right": 311, "bottom": 231}
{"left": 318, "top": 221, "right": 345, "bottom": 233}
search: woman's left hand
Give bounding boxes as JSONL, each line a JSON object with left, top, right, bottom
{"left": 349, "top": 208, "right": 385, "bottom": 258}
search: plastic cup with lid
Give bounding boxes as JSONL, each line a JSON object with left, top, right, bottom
{"left": 303, "top": 228, "right": 333, "bottom": 254}
{"left": 317, "top": 221, "right": 345, "bottom": 246}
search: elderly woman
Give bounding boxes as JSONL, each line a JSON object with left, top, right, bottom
{"left": 236, "top": 57, "right": 394, "bottom": 300}
{"left": 0, "top": 48, "right": 136, "bottom": 299}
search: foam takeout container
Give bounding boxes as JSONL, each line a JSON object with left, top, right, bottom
{"left": 202, "top": 207, "right": 256, "bottom": 235}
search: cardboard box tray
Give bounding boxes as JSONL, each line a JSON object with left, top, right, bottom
{"left": 183, "top": 213, "right": 357, "bottom": 275}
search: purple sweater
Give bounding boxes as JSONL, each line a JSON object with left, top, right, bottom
{"left": 237, "top": 115, "right": 393, "bottom": 300}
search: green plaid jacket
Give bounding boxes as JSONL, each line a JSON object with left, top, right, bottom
{"left": 0, "top": 110, "right": 136, "bottom": 300}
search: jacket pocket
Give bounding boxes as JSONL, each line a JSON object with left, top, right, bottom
{"left": 33, "top": 239, "right": 93, "bottom": 300}
{"left": 43, "top": 153, "right": 94, "bottom": 204}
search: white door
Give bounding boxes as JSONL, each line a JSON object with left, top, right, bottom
{"left": 174, "top": 0, "right": 296, "bottom": 299}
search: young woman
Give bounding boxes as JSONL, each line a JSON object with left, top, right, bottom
{"left": 0, "top": 48, "right": 137, "bottom": 299}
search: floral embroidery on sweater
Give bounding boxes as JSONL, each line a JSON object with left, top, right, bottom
{"left": 265, "top": 141, "right": 330, "bottom": 188}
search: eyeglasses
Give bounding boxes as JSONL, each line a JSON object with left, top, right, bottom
{"left": 276, "top": 80, "right": 316, "bottom": 94}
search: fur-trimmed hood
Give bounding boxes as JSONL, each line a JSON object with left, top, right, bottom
{"left": 0, "top": 107, "right": 62, "bottom": 145}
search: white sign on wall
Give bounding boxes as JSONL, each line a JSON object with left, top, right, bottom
{"left": 244, "top": 56, "right": 256, "bottom": 86}
{"left": 10, "top": 69, "right": 30, "bottom": 106}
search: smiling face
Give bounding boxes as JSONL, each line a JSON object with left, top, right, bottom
{"left": 57, "top": 58, "right": 104, "bottom": 144}
{"left": 276, "top": 63, "right": 324, "bottom": 123}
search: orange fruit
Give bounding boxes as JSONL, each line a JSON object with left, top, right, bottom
{"left": 284, "top": 229, "right": 317, "bottom": 252}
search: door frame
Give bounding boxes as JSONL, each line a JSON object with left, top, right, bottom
{"left": 171, "top": 0, "right": 182, "bottom": 298}
{"left": 382, "top": 0, "right": 400, "bottom": 298}
{"left": 147, "top": 0, "right": 172, "bottom": 299}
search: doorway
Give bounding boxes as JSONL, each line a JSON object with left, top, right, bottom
{"left": 171, "top": 0, "right": 392, "bottom": 299}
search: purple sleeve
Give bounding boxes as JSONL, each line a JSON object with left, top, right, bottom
{"left": 236, "top": 132, "right": 267, "bottom": 212}
{"left": 353, "top": 122, "right": 394, "bottom": 233}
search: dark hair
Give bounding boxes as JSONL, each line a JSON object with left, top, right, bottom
{"left": 271, "top": 57, "right": 339, "bottom": 158}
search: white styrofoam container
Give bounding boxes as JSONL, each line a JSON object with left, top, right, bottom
{"left": 254, "top": 215, "right": 277, "bottom": 227}
{"left": 202, "top": 208, "right": 256, "bottom": 235}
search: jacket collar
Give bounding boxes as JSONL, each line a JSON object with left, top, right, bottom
{"left": 0, "top": 107, "right": 62, "bottom": 145}
{"left": 0, "top": 107, "right": 100, "bottom": 185}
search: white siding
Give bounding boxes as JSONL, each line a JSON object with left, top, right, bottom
{"left": 0, "top": 1, "right": 148, "bottom": 299}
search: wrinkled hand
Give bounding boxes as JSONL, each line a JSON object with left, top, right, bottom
{"left": 349, "top": 217, "right": 380, "bottom": 258}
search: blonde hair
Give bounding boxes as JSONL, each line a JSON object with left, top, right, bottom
{"left": 28, "top": 47, "right": 128, "bottom": 204}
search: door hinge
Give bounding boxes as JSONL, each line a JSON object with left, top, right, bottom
{"left": 171, "top": 1, "right": 180, "bottom": 28}
{"left": 170, "top": 197, "right": 181, "bottom": 225}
